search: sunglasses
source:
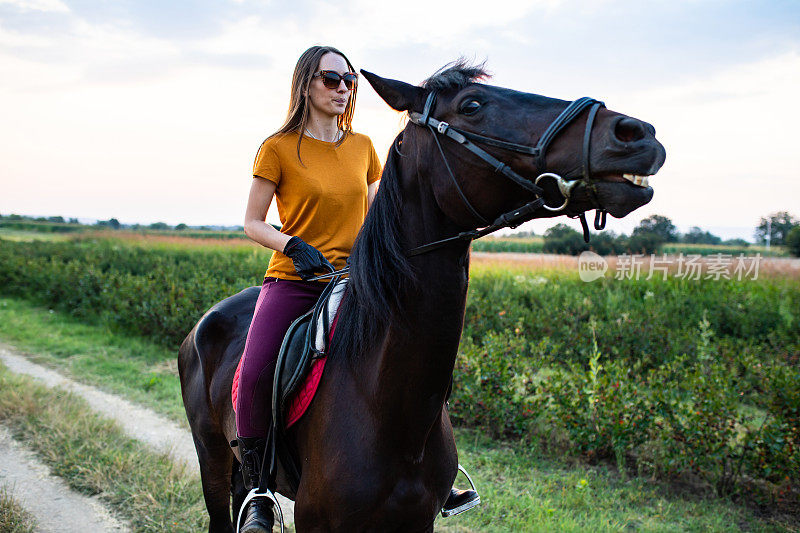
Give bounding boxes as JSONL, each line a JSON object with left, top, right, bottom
{"left": 314, "top": 70, "right": 358, "bottom": 90}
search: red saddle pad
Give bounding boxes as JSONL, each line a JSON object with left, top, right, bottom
{"left": 232, "top": 314, "right": 339, "bottom": 429}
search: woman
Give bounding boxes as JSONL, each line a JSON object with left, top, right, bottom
{"left": 236, "top": 44, "right": 379, "bottom": 532}
{"left": 236, "top": 46, "right": 477, "bottom": 532}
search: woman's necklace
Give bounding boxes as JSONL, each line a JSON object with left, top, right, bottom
{"left": 304, "top": 128, "right": 342, "bottom": 142}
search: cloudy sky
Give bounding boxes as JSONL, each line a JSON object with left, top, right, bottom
{"left": 1, "top": 0, "right": 798, "bottom": 240}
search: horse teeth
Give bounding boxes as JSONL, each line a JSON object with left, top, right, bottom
{"left": 622, "top": 173, "right": 649, "bottom": 187}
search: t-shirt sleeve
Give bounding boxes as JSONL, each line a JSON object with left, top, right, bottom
{"left": 252, "top": 139, "right": 281, "bottom": 186}
{"left": 366, "top": 139, "right": 382, "bottom": 185}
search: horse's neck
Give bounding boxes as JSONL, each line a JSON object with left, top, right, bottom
{"left": 371, "top": 164, "right": 472, "bottom": 451}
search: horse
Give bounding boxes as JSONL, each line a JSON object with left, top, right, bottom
{"left": 179, "top": 60, "right": 666, "bottom": 532}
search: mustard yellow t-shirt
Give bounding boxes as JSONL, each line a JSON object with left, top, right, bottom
{"left": 253, "top": 131, "right": 382, "bottom": 281}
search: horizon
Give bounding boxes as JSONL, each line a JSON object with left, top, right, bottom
{"left": 0, "top": 210, "right": 774, "bottom": 243}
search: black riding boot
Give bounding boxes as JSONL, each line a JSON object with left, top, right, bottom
{"left": 237, "top": 436, "right": 274, "bottom": 533}
{"left": 442, "top": 487, "right": 481, "bottom": 517}
{"left": 441, "top": 465, "right": 481, "bottom": 517}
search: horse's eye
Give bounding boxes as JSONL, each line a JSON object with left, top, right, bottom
{"left": 459, "top": 99, "right": 482, "bottom": 115}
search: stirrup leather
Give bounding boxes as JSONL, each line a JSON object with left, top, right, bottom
{"left": 236, "top": 487, "right": 285, "bottom": 533}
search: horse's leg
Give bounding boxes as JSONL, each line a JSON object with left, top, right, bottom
{"left": 193, "top": 431, "right": 236, "bottom": 533}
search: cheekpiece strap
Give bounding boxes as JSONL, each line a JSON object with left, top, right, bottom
{"left": 419, "top": 91, "right": 437, "bottom": 126}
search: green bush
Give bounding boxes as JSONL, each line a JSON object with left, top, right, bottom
{"left": 746, "top": 365, "right": 800, "bottom": 484}
{"left": 538, "top": 332, "right": 656, "bottom": 470}
{"left": 451, "top": 315, "right": 800, "bottom": 499}
{"left": 0, "top": 239, "right": 270, "bottom": 346}
{"left": 450, "top": 329, "right": 544, "bottom": 439}
{"left": 649, "top": 356, "right": 749, "bottom": 495}
{"left": 463, "top": 270, "right": 799, "bottom": 370}
{"left": 1, "top": 236, "right": 798, "bottom": 499}
{"left": 3, "top": 238, "right": 797, "bottom": 369}
{"left": 0, "top": 221, "right": 86, "bottom": 233}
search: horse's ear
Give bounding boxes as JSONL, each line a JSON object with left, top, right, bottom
{"left": 361, "top": 70, "right": 426, "bottom": 113}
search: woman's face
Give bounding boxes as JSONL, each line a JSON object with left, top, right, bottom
{"left": 307, "top": 52, "right": 352, "bottom": 120}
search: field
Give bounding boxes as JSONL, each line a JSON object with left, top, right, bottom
{"left": 471, "top": 235, "right": 787, "bottom": 257}
{"left": 0, "top": 295, "right": 791, "bottom": 532}
{"left": 0, "top": 228, "right": 798, "bottom": 530}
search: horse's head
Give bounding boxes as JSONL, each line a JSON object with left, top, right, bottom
{"left": 362, "top": 63, "right": 666, "bottom": 228}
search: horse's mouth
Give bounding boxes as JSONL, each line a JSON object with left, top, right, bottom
{"left": 598, "top": 173, "right": 652, "bottom": 188}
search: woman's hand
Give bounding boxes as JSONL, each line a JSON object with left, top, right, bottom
{"left": 283, "top": 236, "right": 334, "bottom": 280}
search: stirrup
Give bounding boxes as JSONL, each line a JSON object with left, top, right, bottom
{"left": 441, "top": 464, "right": 481, "bottom": 518}
{"left": 236, "top": 487, "right": 284, "bottom": 533}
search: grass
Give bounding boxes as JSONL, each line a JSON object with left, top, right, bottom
{"left": 0, "top": 362, "right": 208, "bottom": 532}
{"left": 75, "top": 230, "right": 261, "bottom": 250}
{"left": 0, "top": 228, "right": 70, "bottom": 242}
{"left": 443, "top": 430, "right": 788, "bottom": 533}
{"left": 0, "top": 297, "right": 185, "bottom": 424}
{"left": 472, "top": 237, "right": 545, "bottom": 254}
{"left": 0, "top": 485, "right": 35, "bottom": 533}
{"left": 0, "top": 227, "right": 257, "bottom": 248}
{"left": 662, "top": 242, "right": 787, "bottom": 257}
{"left": 0, "top": 298, "right": 793, "bottom": 531}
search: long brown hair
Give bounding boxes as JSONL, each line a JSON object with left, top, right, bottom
{"left": 269, "top": 45, "right": 358, "bottom": 162}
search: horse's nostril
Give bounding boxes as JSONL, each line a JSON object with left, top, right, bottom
{"left": 614, "top": 117, "right": 647, "bottom": 143}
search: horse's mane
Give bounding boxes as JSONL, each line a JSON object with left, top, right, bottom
{"left": 421, "top": 58, "right": 489, "bottom": 92}
{"left": 329, "top": 133, "right": 410, "bottom": 365}
{"left": 329, "top": 60, "right": 489, "bottom": 366}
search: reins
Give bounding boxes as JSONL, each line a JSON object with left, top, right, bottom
{"left": 307, "top": 91, "right": 607, "bottom": 281}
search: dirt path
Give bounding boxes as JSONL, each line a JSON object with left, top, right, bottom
{"left": 0, "top": 426, "right": 129, "bottom": 532}
{"left": 0, "top": 345, "right": 296, "bottom": 527}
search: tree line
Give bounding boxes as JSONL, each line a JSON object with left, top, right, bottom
{"left": 0, "top": 213, "right": 243, "bottom": 233}
{"left": 539, "top": 211, "right": 800, "bottom": 256}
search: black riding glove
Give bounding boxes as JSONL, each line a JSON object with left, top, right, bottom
{"left": 283, "top": 236, "right": 334, "bottom": 280}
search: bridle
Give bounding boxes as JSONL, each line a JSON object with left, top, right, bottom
{"left": 404, "top": 91, "right": 607, "bottom": 256}
{"left": 308, "top": 91, "right": 607, "bottom": 280}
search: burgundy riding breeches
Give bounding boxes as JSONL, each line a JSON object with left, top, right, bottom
{"left": 235, "top": 277, "right": 326, "bottom": 438}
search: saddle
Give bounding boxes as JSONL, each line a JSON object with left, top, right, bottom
{"left": 268, "top": 276, "right": 347, "bottom": 493}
